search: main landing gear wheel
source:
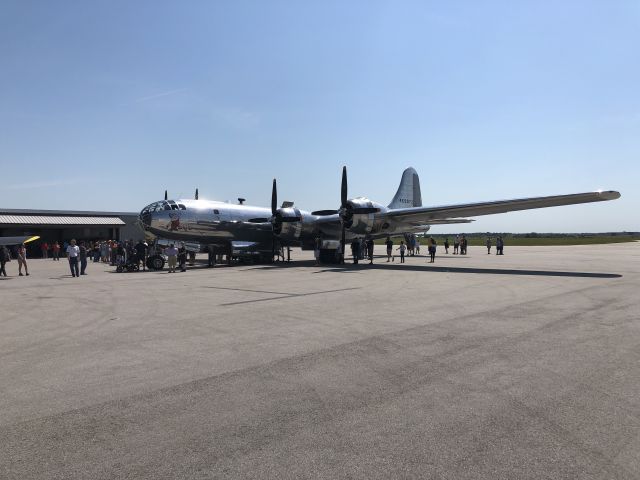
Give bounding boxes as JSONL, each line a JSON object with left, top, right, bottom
{"left": 147, "top": 255, "right": 165, "bottom": 271}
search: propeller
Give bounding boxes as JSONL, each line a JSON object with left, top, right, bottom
{"left": 269, "top": 179, "right": 302, "bottom": 259}
{"left": 164, "top": 190, "right": 168, "bottom": 200}
{"left": 340, "top": 166, "right": 347, "bottom": 261}
{"left": 313, "top": 166, "right": 381, "bottom": 262}
{"left": 195, "top": 188, "right": 199, "bottom": 200}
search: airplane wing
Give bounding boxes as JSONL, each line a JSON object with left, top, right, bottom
{"left": 421, "top": 218, "right": 474, "bottom": 225}
{"left": 386, "top": 191, "right": 620, "bottom": 223}
{"left": 0, "top": 235, "right": 40, "bottom": 246}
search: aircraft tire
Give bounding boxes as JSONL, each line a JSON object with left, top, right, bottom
{"left": 147, "top": 255, "right": 165, "bottom": 271}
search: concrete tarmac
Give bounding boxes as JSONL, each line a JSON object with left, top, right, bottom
{"left": 1, "top": 243, "right": 639, "bottom": 479}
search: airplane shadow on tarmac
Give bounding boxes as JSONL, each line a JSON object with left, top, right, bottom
{"left": 98, "top": 257, "right": 621, "bottom": 279}
{"left": 314, "top": 262, "right": 622, "bottom": 278}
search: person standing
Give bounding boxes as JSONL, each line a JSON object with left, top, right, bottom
{"left": 41, "top": 242, "right": 49, "bottom": 259}
{"left": 66, "top": 239, "right": 80, "bottom": 277}
{"left": 165, "top": 244, "right": 178, "bottom": 273}
{"left": 52, "top": 241, "right": 60, "bottom": 261}
{"left": 396, "top": 241, "right": 406, "bottom": 263}
{"left": 385, "top": 237, "right": 393, "bottom": 262}
{"left": 366, "top": 238, "right": 374, "bottom": 265}
{"left": 135, "top": 240, "right": 148, "bottom": 271}
{"left": 453, "top": 235, "right": 460, "bottom": 254}
{"left": 350, "top": 239, "right": 360, "bottom": 265}
{"left": 314, "top": 236, "right": 322, "bottom": 266}
{"left": 427, "top": 237, "right": 437, "bottom": 263}
{"left": 79, "top": 241, "right": 88, "bottom": 275}
{"left": 16, "top": 243, "right": 29, "bottom": 276}
{"left": 178, "top": 244, "right": 187, "bottom": 272}
{"left": 0, "top": 245, "right": 10, "bottom": 277}
{"left": 460, "top": 235, "right": 467, "bottom": 255}
{"left": 486, "top": 237, "right": 492, "bottom": 255}
{"left": 116, "top": 242, "right": 126, "bottom": 266}
{"left": 444, "top": 237, "right": 450, "bottom": 254}
{"left": 497, "top": 236, "right": 504, "bottom": 255}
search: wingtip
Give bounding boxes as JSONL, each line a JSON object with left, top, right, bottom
{"left": 599, "top": 190, "right": 621, "bottom": 200}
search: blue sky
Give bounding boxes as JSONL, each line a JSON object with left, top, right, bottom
{"left": 1, "top": 1, "right": 638, "bottom": 232}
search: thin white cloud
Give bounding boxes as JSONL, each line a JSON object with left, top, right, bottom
{"left": 134, "top": 88, "right": 188, "bottom": 104}
{"left": 6, "top": 178, "right": 85, "bottom": 190}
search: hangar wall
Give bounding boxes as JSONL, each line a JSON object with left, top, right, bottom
{"left": 0, "top": 209, "right": 145, "bottom": 257}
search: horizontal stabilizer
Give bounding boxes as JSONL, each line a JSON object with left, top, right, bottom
{"left": 0, "top": 235, "right": 40, "bottom": 246}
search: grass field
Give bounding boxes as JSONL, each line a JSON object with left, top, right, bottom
{"left": 375, "top": 235, "right": 639, "bottom": 246}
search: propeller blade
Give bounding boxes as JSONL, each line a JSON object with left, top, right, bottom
{"left": 271, "top": 179, "right": 277, "bottom": 216}
{"left": 164, "top": 190, "right": 168, "bottom": 200}
{"left": 341, "top": 225, "right": 346, "bottom": 263}
{"left": 341, "top": 166, "right": 348, "bottom": 207}
{"left": 195, "top": 188, "right": 199, "bottom": 200}
{"left": 311, "top": 209, "right": 338, "bottom": 216}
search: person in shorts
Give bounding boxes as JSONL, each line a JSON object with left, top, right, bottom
{"left": 16, "top": 243, "right": 29, "bottom": 276}
{"left": 385, "top": 237, "right": 393, "bottom": 262}
{"left": 165, "top": 244, "right": 178, "bottom": 273}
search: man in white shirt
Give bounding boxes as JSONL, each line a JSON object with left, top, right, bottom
{"left": 66, "top": 239, "right": 80, "bottom": 277}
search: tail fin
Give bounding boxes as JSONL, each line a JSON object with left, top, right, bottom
{"left": 388, "top": 167, "right": 422, "bottom": 209}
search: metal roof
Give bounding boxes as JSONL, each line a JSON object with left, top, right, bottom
{"left": 0, "top": 215, "right": 126, "bottom": 226}
{"left": 0, "top": 208, "right": 137, "bottom": 216}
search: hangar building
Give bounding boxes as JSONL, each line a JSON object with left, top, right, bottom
{"left": 0, "top": 208, "right": 145, "bottom": 257}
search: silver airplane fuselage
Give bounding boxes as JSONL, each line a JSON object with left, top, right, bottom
{"left": 139, "top": 198, "right": 429, "bottom": 249}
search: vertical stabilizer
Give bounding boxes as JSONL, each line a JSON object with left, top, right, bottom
{"left": 388, "top": 167, "right": 422, "bottom": 209}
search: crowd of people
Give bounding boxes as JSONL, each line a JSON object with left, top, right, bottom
{"left": 0, "top": 234, "right": 507, "bottom": 277}
{"left": 341, "top": 234, "right": 505, "bottom": 265}
{"left": 0, "top": 239, "right": 155, "bottom": 278}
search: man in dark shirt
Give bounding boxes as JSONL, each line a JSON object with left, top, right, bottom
{"left": 385, "top": 237, "right": 393, "bottom": 262}
{"left": 0, "top": 245, "right": 10, "bottom": 277}
{"left": 79, "top": 241, "right": 88, "bottom": 275}
{"left": 350, "top": 239, "right": 360, "bottom": 264}
{"left": 366, "top": 239, "right": 375, "bottom": 265}
{"left": 135, "top": 240, "right": 148, "bottom": 271}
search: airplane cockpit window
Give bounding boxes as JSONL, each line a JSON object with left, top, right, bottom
{"left": 213, "top": 209, "right": 220, "bottom": 214}
{"left": 142, "top": 201, "right": 181, "bottom": 213}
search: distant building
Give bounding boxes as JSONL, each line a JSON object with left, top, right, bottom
{"left": 0, "top": 208, "right": 145, "bottom": 257}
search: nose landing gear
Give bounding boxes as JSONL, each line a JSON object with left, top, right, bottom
{"left": 147, "top": 254, "right": 165, "bottom": 271}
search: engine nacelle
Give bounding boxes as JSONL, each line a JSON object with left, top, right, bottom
{"left": 273, "top": 207, "right": 319, "bottom": 243}
{"left": 277, "top": 220, "right": 303, "bottom": 241}
{"left": 343, "top": 197, "right": 383, "bottom": 234}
